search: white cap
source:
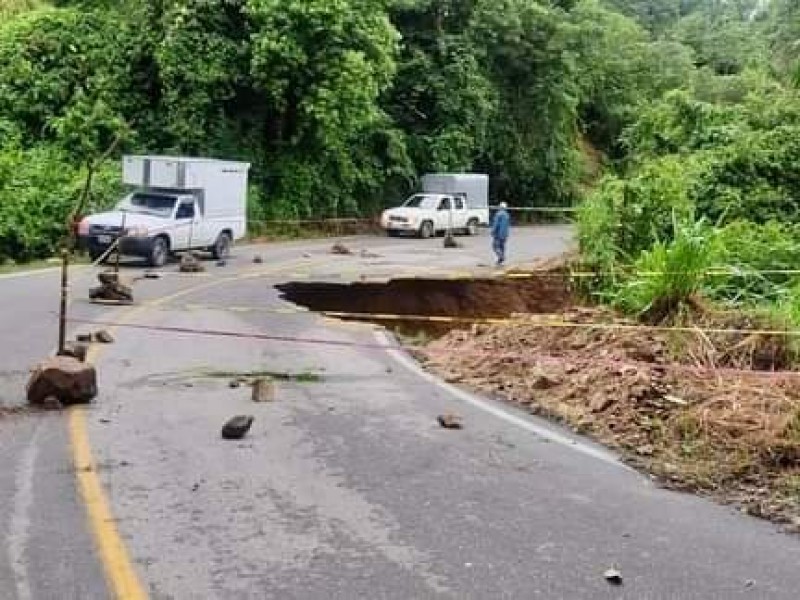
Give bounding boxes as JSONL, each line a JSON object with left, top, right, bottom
{"left": 499, "top": 202, "right": 508, "bottom": 209}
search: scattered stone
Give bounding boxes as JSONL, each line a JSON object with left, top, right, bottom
{"left": 221, "top": 415, "right": 254, "bottom": 440}
{"left": 330, "top": 242, "right": 353, "bottom": 255}
{"left": 61, "top": 341, "right": 89, "bottom": 362}
{"left": 93, "top": 329, "right": 115, "bottom": 344}
{"left": 302, "top": 252, "right": 312, "bottom": 258}
{"left": 589, "top": 393, "right": 614, "bottom": 413}
{"left": 745, "top": 579, "right": 756, "bottom": 588}
{"left": 443, "top": 235, "right": 461, "bottom": 249}
{"left": 664, "top": 394, "right": 687, "bottom": 407}
{"left": 76, "top": 333, "right": 93, "bottom": 343}
{"left": 603, "top": 568, "right": 623, "bottom": 586}
{"left": 216, "top": 259, "right": 227, "bottom": 267}
{"left": 142, "top": 271, "right": 161, "bottom": 279}
{"left": 252, "top": 255, "right": 264, "bottom": 264}
{"left": 90, "top": 271, "right": 133, "bottom": 303}
{"left": 27, "top": 356, "right": 97, "bottom": 407}
{"left": 359, "top": 249, "right": 381, "bottom": 259}
{"left": 97, "top": 270, "right": 126, "bottom": 286}
{"left": 179, "top": 253, "right": 205, "bottom": 273}
{"left": 530, "top": 370, "right": 559, "bottom": 390}
{"left": 251, "top": 378, "right": 275, "bottom": 403}
{"left": 636, "top": 444, "right": 655, "bottom": 456}
{"left": 437, "top": 413, "right": 463, "bottom": 429}
{"left": 99, "top": 418, "right": 111, "bottom": 424}
{"left": 228, "top": 379, "right": 241, "bottom": 389}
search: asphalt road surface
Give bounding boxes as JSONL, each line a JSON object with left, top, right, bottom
{"left": 2, "top": 227, "right": 800, "bottom": 600}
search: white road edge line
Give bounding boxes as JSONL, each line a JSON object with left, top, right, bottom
{"left": 375, "top": 330, "right": 631, "bottom": 470}
{"left": 8, "top": 421, "right": 43, "bottom": 600}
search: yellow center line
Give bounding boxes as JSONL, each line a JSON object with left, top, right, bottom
{"left": 69, "top": 256, "right": 326, "bottom": 599}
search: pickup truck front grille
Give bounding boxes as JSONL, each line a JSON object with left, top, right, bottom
{"left": 389, "top": 216, "right": 409, "bottom": 223}
{"left": 88, "top": 225, "right": 123, "bottom": 236}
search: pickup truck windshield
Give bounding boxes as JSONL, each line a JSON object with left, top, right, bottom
{"left": 403, "top": 194, "right": 438, "bottom": 209}
{"left": 120, "top": 193, "right": 177, "bottom": 218}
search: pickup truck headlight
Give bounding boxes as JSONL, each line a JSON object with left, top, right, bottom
{"left": 125, "top": 225, "right": 149, "bottom": 238}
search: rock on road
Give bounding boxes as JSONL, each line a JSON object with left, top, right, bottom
{"left": 2, "top": 227, "right": 800, "bottom": 599}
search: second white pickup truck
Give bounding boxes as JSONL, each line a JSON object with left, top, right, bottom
{"left": 380, "top": 173, "right": 489, "bottom": 238}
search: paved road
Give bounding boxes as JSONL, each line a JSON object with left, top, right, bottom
{"left": 2, "top": 227, "right": 800, "bottom": 599}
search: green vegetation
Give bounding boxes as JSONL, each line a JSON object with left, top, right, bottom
{"left": 574, "top": 1, "right": 800, "bottom": 332}
{"left": 0, "top": 0, "right": 703, "bottom": 262}
{"left": 2, "top": 0, "right": 800, "bottom": 330}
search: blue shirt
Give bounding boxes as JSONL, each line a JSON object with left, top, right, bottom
{"left": 491, "top": 209, "right": 510, "bottom": 240}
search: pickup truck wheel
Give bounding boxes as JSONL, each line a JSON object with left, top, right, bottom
{"left": 466, "top": 218, "right": 479, "bottom": 236}
{"left": 211, "top": 232, "right": 232, "bottom": 260}
{"left": 149, "top": 236, "right": 169, "bottom": 268}
{"left": 419, "top": 221, "right": 434, "bottom": 239}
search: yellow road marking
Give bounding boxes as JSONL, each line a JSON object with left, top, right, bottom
{"left": 72, "top": 257, "right": 324, "bottom": 599}
{"left": 68, "top": 409, "right": 148, "bottom": 600}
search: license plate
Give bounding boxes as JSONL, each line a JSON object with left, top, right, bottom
{"left": 96, "top": 235, "right": 112, "bottom": 244}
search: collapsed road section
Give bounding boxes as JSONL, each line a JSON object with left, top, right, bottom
{"left": 277, "top": 271, "right": 573, "bottom": 329}
{"left": 277, "top": 270, "right": 800, "bottom": 531}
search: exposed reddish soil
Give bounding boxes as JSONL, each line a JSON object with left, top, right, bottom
{"left": 420, "top": 308, "right": 800, "bottom": 529}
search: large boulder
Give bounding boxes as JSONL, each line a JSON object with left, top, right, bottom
{"left": 90, "top": 271, "right": 134, "bottom": 303}
{"left": 27, "top": 356, "right": 97, "bottom": 407}
{"left": 179, "top": 253, "right": 205, "bottom": 273}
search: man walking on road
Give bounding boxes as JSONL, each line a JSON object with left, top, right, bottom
{"left": 491, "top": 202, "right": 510, "bottom": 266}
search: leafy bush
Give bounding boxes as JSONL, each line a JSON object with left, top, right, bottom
{"left": 577, "top": 155, "right": 697, "bottom": 266}
{"left": 0, "top": 144, "right": 120, "bottom": 262}
{"left": 708, "top": 221, "right": 800, "bottom": 304}
{"left": 611, "top": 221, "right": 716, "bottom": 322}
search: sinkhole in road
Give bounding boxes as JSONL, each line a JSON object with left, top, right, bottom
{"left": 276, "top": 272, "right": 574, "bottom": 335}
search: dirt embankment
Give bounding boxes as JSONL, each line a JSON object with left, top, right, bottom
{"left": 420, "top": 307, "right": 800, "bottom": 530}
{"left": 279, "top": 265, "right": 800, "bottom": 528}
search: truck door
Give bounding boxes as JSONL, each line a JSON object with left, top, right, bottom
{"left": 453, "top": 195, "right": 468, "bottom": 229}
{"left": 173, "top": 199, "right": 199, "bottom": 250}
{"left": 436, "top": 196, "right": 453, "bottom": 231}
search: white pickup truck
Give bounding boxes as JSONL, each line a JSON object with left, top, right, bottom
{"left": 380, "top": 173, "right": 489, "bottom": 238}
{"left": 78, "top": 155, "right": 250, "bottom": 267}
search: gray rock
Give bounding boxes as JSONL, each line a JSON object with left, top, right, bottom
{"left": 221, "top": 415, "right": 254, "bottom": 440}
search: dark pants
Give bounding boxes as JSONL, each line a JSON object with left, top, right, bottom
{"left": 492, "top": 237, "right": 507, "bottom": 265}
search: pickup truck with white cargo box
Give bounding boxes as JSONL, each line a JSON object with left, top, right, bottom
{"left": 380, "top": 174, "right": 489, "bottom": 238}
{"left": 78, "top": 155, "right": 250, "bottom": 267}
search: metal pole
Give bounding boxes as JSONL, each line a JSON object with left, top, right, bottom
{"left": 58, "top": 248, "right": 68, "bottom": 354}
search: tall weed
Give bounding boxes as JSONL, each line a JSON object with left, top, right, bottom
{"left": 612, "top": 221, "right": 716, "bottom": 322}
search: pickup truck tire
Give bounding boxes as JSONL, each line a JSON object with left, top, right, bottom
{"left": 149, "top": 236, "right": 169, "bottom": 268}
{"left": 419, "top": 221, "right": 434, "bottom": 239}
{"left": 466, "top": 218, "right": 479, "bottom": 236}
{"left": 211, "top": 232, "right": 232, "bottom": 260}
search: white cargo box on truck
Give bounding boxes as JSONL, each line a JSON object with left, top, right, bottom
{"left": 421, "top": 174, "right": 489, "bottom": 209}
{"left": 79, "top": 155, "right": 251, "bottom": 267}
{"left": 122, "top": 155, "right": 249, "bottom": 235}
